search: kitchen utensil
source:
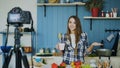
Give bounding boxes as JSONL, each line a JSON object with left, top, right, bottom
{"left": 96, "top": 49, "right": 112, "bottom": 57}
{"left": 58, "top": 33, "right": 62, "bottom": 42}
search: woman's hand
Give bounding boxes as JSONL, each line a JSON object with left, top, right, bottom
{"left": 91, "top": 42, "right": 103, "bottom": 46}
{"left": 56, "top": 43, "right": 65, "bottom": 50}
{"left": 56, "top": 43, "right": 65, "bottom": 55}
{"left": 87, "top": 42, "right": 103, "bottom": 53}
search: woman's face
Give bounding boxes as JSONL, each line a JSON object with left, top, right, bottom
{"left": 68, "top": 18, "right": 76, "bottom": 33}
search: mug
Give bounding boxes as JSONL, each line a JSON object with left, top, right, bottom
{"left": 58, "top": 43, "right": 65, "bottom": 50}
{"left": 113, "top": 12, "right": 117, "bottom": 17}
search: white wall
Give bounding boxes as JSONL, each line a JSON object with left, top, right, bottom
{"left": 0, "top": 0, "right": 37, "bottom": 46}
{"left": 0, "top": 0, "right": 37, "bottom": 67}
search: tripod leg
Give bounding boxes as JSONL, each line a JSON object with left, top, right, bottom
{"left": 20, "top": 48, "right": 30, "bottom": 68}
{"left": 2, "top": 48, "right": 14, "bottom": 68}
{"left": 15, "top": 47, "right": 22, "bottom": 68}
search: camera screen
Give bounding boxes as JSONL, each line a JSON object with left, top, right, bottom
{"left": 8, "top": 14, "right": 20, "bottom": 22}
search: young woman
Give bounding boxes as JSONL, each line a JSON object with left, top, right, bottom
{"left": 56, "top": 15, "right": 102, "bottom": 64}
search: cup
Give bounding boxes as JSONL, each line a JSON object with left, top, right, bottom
{"left": 58, "top": 43, "right": 65, "bottom": 50}
{"left": 113, "top": 12, "right": 117, "bottom": 17}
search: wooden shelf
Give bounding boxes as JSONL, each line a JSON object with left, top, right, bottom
{"left": 84, "top": 16, "right": 120, "bottom": 30}
{"left": 37, "top": 2, "right": 85, "bottom": 6}
{"left": 84, "top": 16, "right": 120, "bottom": 20}
{"left": 0, "top": 31, "right": 31, "bottom": 35}
{"left": 37, "top": 2, "right": 85, "bottom": 17}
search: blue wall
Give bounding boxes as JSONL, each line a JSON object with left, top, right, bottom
{"left": 37, "top": 0, "right": 120, "bottom": 51}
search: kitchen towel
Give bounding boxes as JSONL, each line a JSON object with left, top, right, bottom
{"left": 112, "top": 33, "right": 119, "bottom": 56}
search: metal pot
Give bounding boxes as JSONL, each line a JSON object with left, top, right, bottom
{"left": 96, "top": 49, "right": 112, "bottom": 56}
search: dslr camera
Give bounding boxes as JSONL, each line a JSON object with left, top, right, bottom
{"left": 7, "top": 7, "right": 32, "bottom": 24}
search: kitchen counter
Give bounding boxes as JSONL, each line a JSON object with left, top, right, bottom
{"left": 32, "top": 56, "right": 120, "bottom": 68}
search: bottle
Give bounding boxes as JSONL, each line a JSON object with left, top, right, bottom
{"left": 52, "top": 48, "right": 56, "bottom": 53}
{"left": 39, "top": 48, "right": 44, "bottom": 54}
{"left": 66, "top": 0, "right": 70, "bottom": 3}
{"left": 106, "top": 11, "right": 109, "bottom": 17}
{"left": 101, "top": 10, "right": 104, "bottom": 17}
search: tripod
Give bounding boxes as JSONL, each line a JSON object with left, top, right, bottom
{"left": 2, "top": 24, "right": 29, "bottom": 68}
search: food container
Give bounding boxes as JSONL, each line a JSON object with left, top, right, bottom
{"left": 33, "top": 57, "right": 45, "bottom": 67}
{"left": 48, "top": 0, "right": 59, "bottom": 3}
{"left": 38, "top": 0, "right": 45, "bottom": 3}
{"left": 96, "top": 49, "right": 112, "bottom": 56}
{"left": 22, "top": 46, "right": 32, "bottom": 53}
{"left": 0, "top": 46, "right": 13, "bottom": 53}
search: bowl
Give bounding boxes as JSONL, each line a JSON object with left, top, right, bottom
{"left": 0, "top": 46, "right": 13, "bottom": 53}
{"left": 22, "top": 46, "right": 32, "bottom": 53}
{"left": 96, "top": 49, "right": 112, "bottom": 56}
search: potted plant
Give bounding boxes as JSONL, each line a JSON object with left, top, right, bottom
{"left": 85, "top": 0, "right": 104, "bottom": 17}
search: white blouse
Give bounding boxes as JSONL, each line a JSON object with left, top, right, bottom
{"left": 70, "top": 34, "right": 76, "bottom": 48}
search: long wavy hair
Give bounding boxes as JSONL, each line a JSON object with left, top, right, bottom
{"left": 66, "top": 16, "right": 82, "bottom": 44}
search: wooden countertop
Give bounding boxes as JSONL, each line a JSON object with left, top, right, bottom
{"left": 33, "top": 56, "right": 120, "bottom": 68}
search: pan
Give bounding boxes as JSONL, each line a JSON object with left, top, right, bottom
{"left": 96, "top": 49, "right": 112, "bottom": 56}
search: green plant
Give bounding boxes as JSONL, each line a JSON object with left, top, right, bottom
{"left": 85, "top": 0, "right": 104, "bottom": 11}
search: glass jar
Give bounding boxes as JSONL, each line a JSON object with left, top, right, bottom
{"left": 38, "top": 0, "right": 45, "bottom": 3}
{"left": 39, "top": 48, "right": 44, "bottom": 53}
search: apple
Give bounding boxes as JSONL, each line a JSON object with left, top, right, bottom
{"left": 60, "top": 62, "right": 66, "bottom": 68}
{"left": 51, "top": 63, "right": 58, "bottom": 68}
{"left": 75, "top": 65, "right": 81, "bottom": 68}
{"left": 70, "top": 62, "right": 74, "bottom": 66}
{"left": 74, "top": 61, "right": 81, "bottom": 66}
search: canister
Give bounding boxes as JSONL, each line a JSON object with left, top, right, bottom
{"left": 38, "top": 0, "right": 45, "bottom": 3}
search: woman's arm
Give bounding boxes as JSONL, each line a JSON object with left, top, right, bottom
{"left": 81, "top": 32, "right": 103, "bottom": 54}
{"left": 87, "top": 42, "right": 103, "bottom": 52}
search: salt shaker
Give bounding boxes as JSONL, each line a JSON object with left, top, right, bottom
{"left": 106, "top": 11, "right": 109, "bottom": 17}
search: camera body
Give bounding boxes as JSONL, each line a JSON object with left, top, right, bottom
{"left": 7, "top": 7, "right": 31, "bottom": 24}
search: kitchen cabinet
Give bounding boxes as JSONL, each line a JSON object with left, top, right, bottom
{"left": 84, "top": 16, "right": 120, "bottom": 30}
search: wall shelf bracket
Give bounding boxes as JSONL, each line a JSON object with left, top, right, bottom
{"left": 90, "top": 19, "right": 92, "bottom": 30}
{"left": 76, "top": 5, "right": 78, "bottom": 16}
{"left": 44, "top": 5, "right": 46, "bottom": 17}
